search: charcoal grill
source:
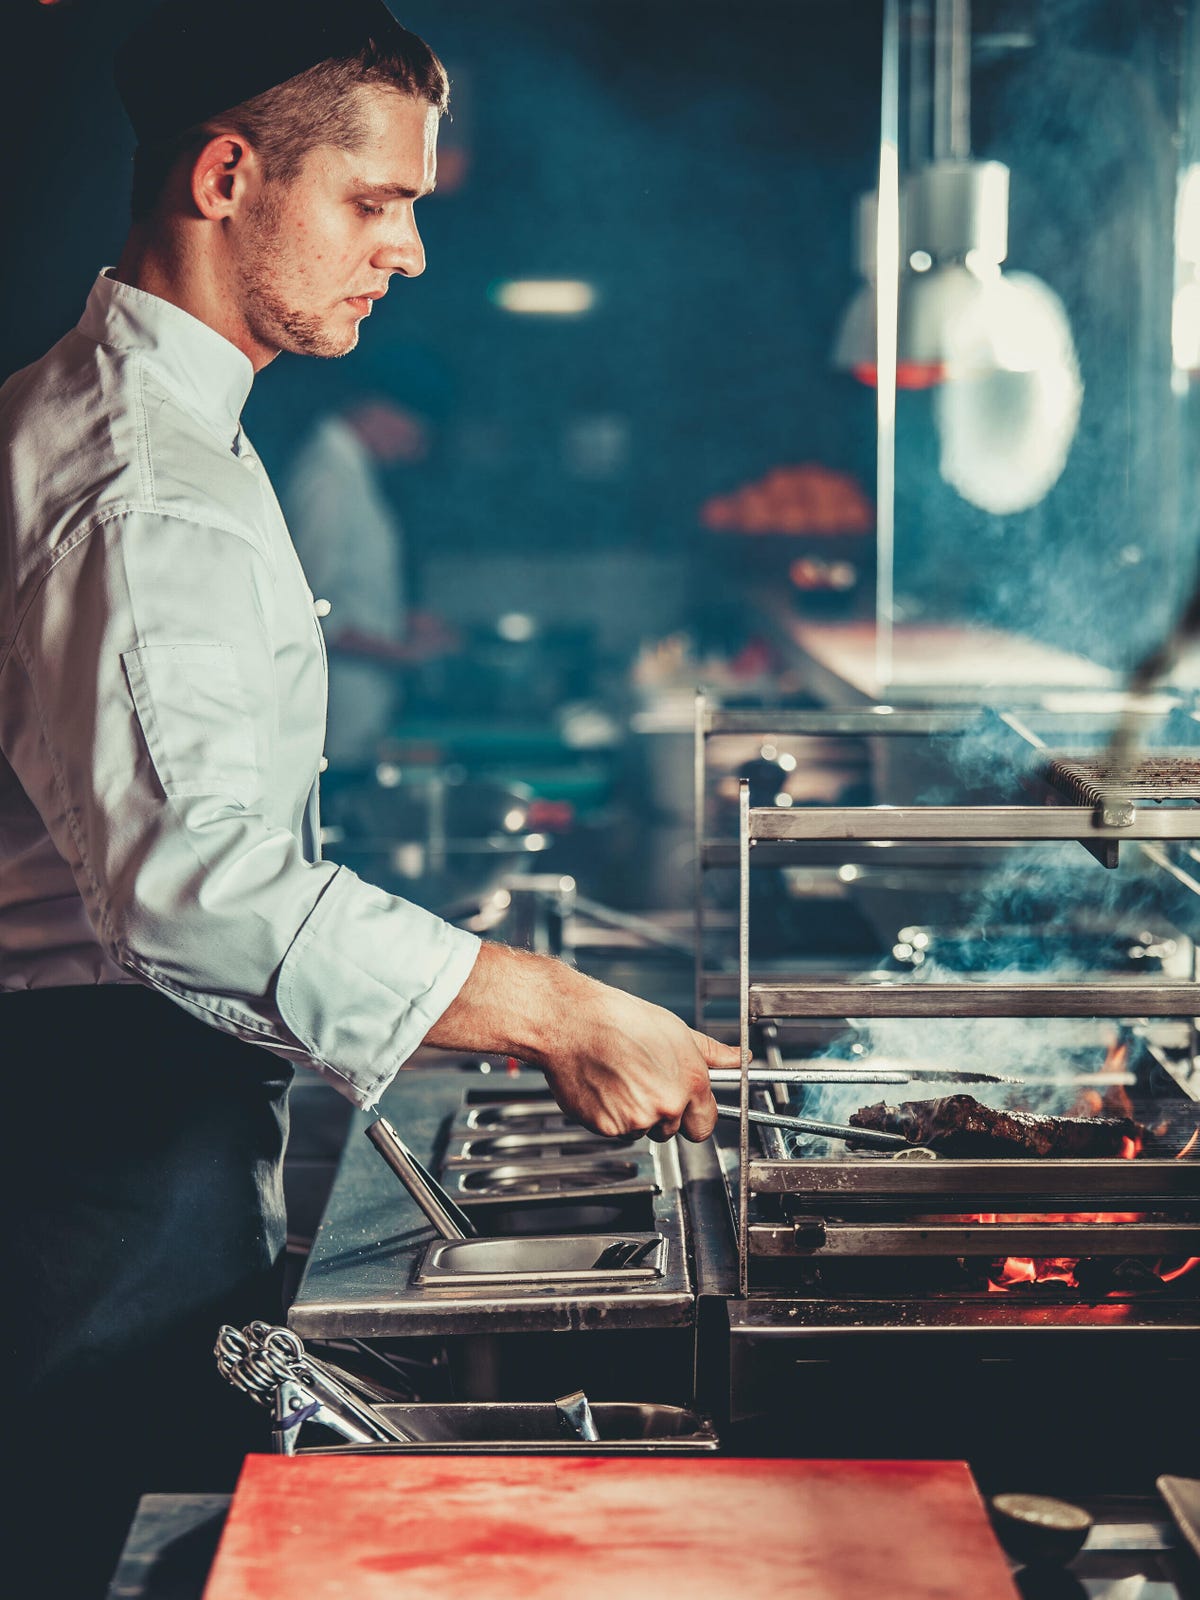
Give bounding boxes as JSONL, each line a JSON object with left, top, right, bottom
{"left": 692, "top": 695, "right": 1200, "bottom": 1297}
{"left": 1043, "top": 753, "right": 1200, "bottom": 821}
{"left": 682, "top": 699, "right": 1200, "bottom": 1480}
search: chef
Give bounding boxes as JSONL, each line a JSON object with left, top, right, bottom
{"left": 0, "top": 1, "right": 729, "bottom": 1591}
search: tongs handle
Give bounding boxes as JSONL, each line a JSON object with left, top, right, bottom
{"left": 366, "top": 1116, "right": 477, "bottom": 1239}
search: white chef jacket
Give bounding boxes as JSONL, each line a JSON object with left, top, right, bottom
{"left": 0, "top": 271, "right": 479, "bottom": 1107}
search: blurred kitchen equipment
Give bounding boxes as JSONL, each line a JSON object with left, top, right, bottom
{"left": 417, "top": 615, "right": 597, "bottom": 719}
{"left": 321, "top": 768, "right": 550, "bottom": 914}
{"left": 1157, "top": 1476, "right": 1200, "bottom": 1563}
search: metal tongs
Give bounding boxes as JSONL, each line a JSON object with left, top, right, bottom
{"left": 715, "top": 1103, "right": 913, "bottom": 1151}
{"left": 215, "top": 1320, "right": 413, "bottom": 1454}
{"left": 709, "top": 1022, "right": 1023, "bottom": 1088}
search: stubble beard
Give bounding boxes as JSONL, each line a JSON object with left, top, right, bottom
{"left": 240, "top": 187, "right": 359, "bottom": 359}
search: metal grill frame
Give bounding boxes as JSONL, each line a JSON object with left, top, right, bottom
{"left": 702, "top": 702, "right": 1200, "bottom": 1296}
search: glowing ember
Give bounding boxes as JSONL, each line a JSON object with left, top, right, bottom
{"left": 987, "top": 1256, "right": 1080, "bottom": 1291}
{"left": 971, "top": 1038, "right": 1197, "bottom": 1292}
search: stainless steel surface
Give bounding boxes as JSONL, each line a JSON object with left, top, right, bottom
{"left": 444, "top": 1128, "right": 641, "bottom": 1165}
{"left": 715, "top": 1102, "right": 912, "bottom": 1150}
{"left": 750, "top": 980, "right": 1200, "bottom": 1018}
{"left": 297, "top": 1401, "right": 720, "bottom": 1454}
{"left": 462, "top": 1100, "right": 574, "bottom": 1133}
{"left": 414, "top": 1232, "right": 666, "bottom": 1287}
{"left": 1085, "top": 1520, "right": 1177, "bottom": 1553}
{"left": 761, "top": 1020, "right": 787, "bottom": 1079}
{"left": 446, "top": 1159, "right": 649, "bottom": 1199}
{"left": 749, "top": 803, "right": 1200, "bottom": 844}
{"left": 289, "top": 1070, "right": 695, "bottom": 1339}
{"left": 746, "top": 1220, "right": 1200, "bottom": 1257}
{"left": 747, "top": 1157, "right": 1200, "bottom": 1198}
{"left": 677, "top": 1133, "right": 739, "bottom": 1300}
{"left": 700, "top": 706, "right": 977, "bottom": 736}
{"left": 366, "top": 1116, "right": 475, "bottom": 1239}
{"left": 702, "top": 840, "right": 1028, "bottom": 868}
{"left": 724, "top": 1295, "right": 1200, "bottom": 1338}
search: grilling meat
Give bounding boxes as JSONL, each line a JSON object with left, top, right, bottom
{"left": 849, "top": 1094, "right": 1136, "bottom": 1157}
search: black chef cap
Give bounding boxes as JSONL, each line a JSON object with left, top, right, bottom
{"left": 115, "top": 0, "right": 422, "bottom": 145}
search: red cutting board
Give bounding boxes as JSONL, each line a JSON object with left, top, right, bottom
{"left": 203, "top": 1455, "right": 1018, "bottom": 1599}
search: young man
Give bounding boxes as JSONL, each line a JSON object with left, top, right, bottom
{"left": 0, "top": 1, "right": 729, "bottom": 1589}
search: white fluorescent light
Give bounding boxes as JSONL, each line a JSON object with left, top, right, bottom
{"left": 492, "top": 280, "right": 596, "bottom": 316}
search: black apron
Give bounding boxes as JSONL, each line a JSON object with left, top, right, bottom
{"left": 3, "top": 984, "right": 293, "bottom": 1597}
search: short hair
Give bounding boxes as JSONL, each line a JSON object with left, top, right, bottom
{"left": 130, "top": 30, "right": 449, "bottom": 222}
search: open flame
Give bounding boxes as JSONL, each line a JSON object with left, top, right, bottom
{"left": 977, "top": 1040, "right": 1198, "bottom": 1293}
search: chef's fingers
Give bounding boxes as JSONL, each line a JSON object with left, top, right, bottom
{"left": 647, "top": 1116, "right": 682, "bottom": 1143}
{"left": 678, "top": 1087, "right": 718, "bottom": 1143}
{"left": 689, "top": 1028, "right": 742, "bottom": 1071}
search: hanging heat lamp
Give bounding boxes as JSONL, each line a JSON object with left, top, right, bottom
{"left": 834, "top": 0, "right": 1082, "bottom": 513}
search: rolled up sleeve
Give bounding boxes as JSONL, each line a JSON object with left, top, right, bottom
{"left": 5, "top": 508, "right": 478, "bottom": 1106}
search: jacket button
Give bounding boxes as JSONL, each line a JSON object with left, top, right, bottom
{"left": 313, "top": 598, "right": 332, "bottom": 618}
{"left": 319, "top": 756, "right": 330, "bottom": 774}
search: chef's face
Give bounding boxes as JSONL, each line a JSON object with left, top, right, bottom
{"left": 237, "top": 88, "right": 438, "bottom": 360}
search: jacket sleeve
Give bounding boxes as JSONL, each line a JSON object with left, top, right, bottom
{"left": 4, "top": 508, "right": 478, "bottom": 1107}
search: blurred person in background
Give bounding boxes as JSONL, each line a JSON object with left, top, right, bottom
{"left": 282, "top": 397, "right": 455, "bottom": 768}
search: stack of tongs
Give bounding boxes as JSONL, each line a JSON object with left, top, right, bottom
{"left": 710, "top": 1024, "right": 1022, "bottom": 1151}
{"left": 215, "top": 1320, "right": 412, "bottom": 1454}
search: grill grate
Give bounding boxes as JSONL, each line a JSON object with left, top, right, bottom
{"left": 1043, "top": 752, "right": 1200, "bottom": 810}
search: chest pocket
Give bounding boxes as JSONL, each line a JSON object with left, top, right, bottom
{"left": 122, "top": 643, "right": 258, "bottom": 808}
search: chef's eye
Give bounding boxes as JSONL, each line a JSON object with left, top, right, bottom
{"left": 355, "top": 201, "right": 385, "bottom": 217}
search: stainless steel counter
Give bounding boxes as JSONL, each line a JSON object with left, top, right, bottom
{"left": 288, "top": 1067, "right": 695, "bottom": 1341}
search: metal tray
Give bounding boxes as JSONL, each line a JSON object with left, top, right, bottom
{"left": 298, "top": 1401, "right": 718, "bottom": 1454}
{"left": 460, "top": 1101, "right": 577, "bottom": 1134}
{"left": 444, "top": 1129, "right": 643, "bottom": 1165}
{"left": 451, "top": 1159, "right": 647, "bottom": 1197}
{"left": 414, "top": 1232, "right": 667, "bottom": 1287}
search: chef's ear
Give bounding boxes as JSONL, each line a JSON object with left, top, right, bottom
{"left": 190, "top": 132, "right": 259, "bottom": 220}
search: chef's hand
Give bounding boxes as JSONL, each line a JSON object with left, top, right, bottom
{"left": 424, "top": 943, "right": 734, "bottom": 1142}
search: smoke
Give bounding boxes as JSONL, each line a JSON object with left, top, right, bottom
{"left": 894, "top": 4, "right": 1198, "bottom": 672}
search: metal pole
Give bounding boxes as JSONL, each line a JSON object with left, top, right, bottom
{"left": 738, "top": 779, "right": 751, "bottom": 1298}
{"left": 694, "top": 688, "right": 706, "bottom": 1029}
{"left": 949, "top": 0, "right": 971, "bottom": 161}
{"left": 875, "top": 0, "right": 901, "bottom": 690}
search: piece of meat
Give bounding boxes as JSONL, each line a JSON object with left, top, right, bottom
{"left": 848, "top": 1094, "right": 1136, "bottom": 1158}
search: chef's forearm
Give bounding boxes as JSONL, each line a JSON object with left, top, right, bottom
{"left": 421, "top": 940, "right": 578, "bottom": 1064}
{"left": 423, "top": 941, "right": 730, "bottom": 1142}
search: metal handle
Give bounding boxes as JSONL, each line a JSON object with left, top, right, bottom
{"left": 708, "top": 1067, "right": 1023, "bottom": 1086}
{"left": 366, "top": 1116, "right": 477, "bottom": 1239}
{"left": 710, "top": 1068, "right": 910, "bottom": 1087}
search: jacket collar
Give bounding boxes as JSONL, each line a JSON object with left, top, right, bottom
{"left": 77, "top": 270, "right": 255, "bottom": 442}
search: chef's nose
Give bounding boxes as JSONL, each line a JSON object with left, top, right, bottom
{"left": 374, "top": 211, "right": 426, "bottom": 278}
